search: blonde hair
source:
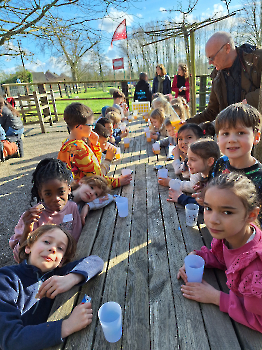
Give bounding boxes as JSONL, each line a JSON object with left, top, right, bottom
{"left": 106, "top": 111, "right": 121, "bottom": 126}
{"left": 150, "top": 108, "right": 165, "bottom": 124}
{"left": 19, "top": 225, "right": 76, "bottom": 264}
{"left": 152, "top": 96, "right": 180, "bottom": 122}
{"left": 156, "top": 64, "right": 167, "bottom": 76}
{"left": 178, "top": 63, "right": 189, "bottom": 80}
{"left": 72, "top": 175, "right": 110, "bottom": 197}
{"left": 171, "top": 97, "right": 190, "bottom": 120}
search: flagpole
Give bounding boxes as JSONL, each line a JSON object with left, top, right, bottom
{"left": 125, "top": 20, "right": 133, "bottom": 80}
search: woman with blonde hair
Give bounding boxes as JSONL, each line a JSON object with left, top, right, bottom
{"left": 152, "top": 64, "right": 171, "bottom": 95}
{"left": 172, "top": 64, "right": 190, "bottom": 103}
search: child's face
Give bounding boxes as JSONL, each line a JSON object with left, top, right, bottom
{"left": 78, "top": 182, "right": 103, "bottom": 202}
{"left": 166, "top": 124, "right": 176, "bottom": 138}
{"left": 25, "top": 228, "right": 68, "bottom": 272}
{"left": 177, "top": 129, "right": 198, "bottom": 154}
{"left": 105, "top": 122, "right": 113, "bottom": 136}
{"left": 187, "top": 148, "right": 213, "bottom": 175}
{"left": 150, "top": 117, "right": 161, "bottom": 129}
{"left": 99, "top": 136, "right": 108, "bottom": 152}
{"left": 217, "top": 123, "right": 260, "bottom": 161}
{"left": 204, "top": 187, "right": 256, "bottom": 248}
{"left": 39, "top": 179, "right": 70, "bottom": 212}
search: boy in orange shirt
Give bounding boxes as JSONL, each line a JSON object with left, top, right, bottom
{"left": 58, "top": 103, "right": 131, "bottom": 188}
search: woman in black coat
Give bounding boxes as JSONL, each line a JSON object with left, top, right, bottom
{"left": 152, "top": 64, "right": 171, "bottom": 95}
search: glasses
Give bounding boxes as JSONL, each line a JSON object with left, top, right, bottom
{"left": 207, "top": 43, "right": 228, "bottom": 62}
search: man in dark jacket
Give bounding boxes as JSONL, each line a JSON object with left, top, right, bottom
{"left": 189, "top": 31, "right": 262, "bottom": 124}
{"left": 134, "top": 72, "right": 152, "bottom": 103}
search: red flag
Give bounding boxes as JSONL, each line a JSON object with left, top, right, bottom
{"left": 111, "top": 19, "right": 127, "bottom": 47}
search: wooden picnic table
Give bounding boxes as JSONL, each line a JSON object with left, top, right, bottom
{"left": 46, "top": 115, "right": 262, "bottom": 350}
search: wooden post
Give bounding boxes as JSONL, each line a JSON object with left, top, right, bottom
{"left": 33, "top": 91, "right": 45, "bottom": 133}
{"left": 254, "top": 75, "right": 262, "bottom": 162}
{"left": 18, "top": 94, "right": 26, "bottom": 123}
{"left": 190, "top": 30, "right": 196, "bottom": 116}
{"left": 37, "top": 83, "right": 50, "bottom": 118}
{"left": 58, "top": 83, "right": 63, "bottom": 98}
{"left": 5, "top": 85, "right": 11, "bottom": 97}
{"left": 50, "top": 87, "right": 59, "bottom": 122}
{"left": 121, "top": 81, "right": 129, "bottom": 107}
{"left": 199, "top": 75, "right": 207, "bottom": 112}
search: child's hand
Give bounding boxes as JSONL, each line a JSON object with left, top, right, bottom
{"left": 61, "top": 302, "right": 93, "bottom": 338}
{"left": 80, "top": 204, "right": 90, "bottom": 226}
{"left": 89, "top": 131, "right": 99, "bottom": 145}
{"left": 105, "top": 144, "right": 116, "bottom": 161}
{"left": 121, "top": 129, "right": 129, "bottom": 138}
{"left": 192, "top": 186, "right": 206, "bottom": 206}
{"left": 181, "top": 280, "right": 220, "bottom": 305}
{"left": 167, "top": 188, "right": 183, "bottom": 202}
{"left": 36, "top": 274, "right": 84, "bottom": 299}
{"left": 22, "top": 204, "right": 45, "bottom": 231}
{"left": 172, "top": 145, "right": 180, "bottom": 159}
{"left": 158, "top": 177, "right": 170, "bottom": 187}
{"left": 151, "top": 132, "right": 158, "bottom": 140}
{"left": 177, "top": 251, "right": 196, "bottom": 283}
{"left": 119, "top": 174, "right": 132, "bottom": 186}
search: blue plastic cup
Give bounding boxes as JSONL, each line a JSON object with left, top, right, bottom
{"left": 115, "top": 196, "right": 128, "bottom": 217}
{"left": 184, "top": 255, "right": 205, "bottom": 283}
{"left": 98, "top": 302, "right": 122, "bottom": 343}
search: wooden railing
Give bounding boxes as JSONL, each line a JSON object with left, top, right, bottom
{"left": 2, "top": 75, "right": 211, "bottom": 113}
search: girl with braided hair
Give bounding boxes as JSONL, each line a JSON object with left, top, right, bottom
{"left": 9, "top": 158, "right": 82, "bottom": 262}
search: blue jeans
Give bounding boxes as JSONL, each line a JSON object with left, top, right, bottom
{"left": 5, "top": 127, "right": 24, "bottom": 137}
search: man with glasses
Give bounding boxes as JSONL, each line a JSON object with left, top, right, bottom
{"left": 189, "top": 31, "right": 262, "bottom": 124}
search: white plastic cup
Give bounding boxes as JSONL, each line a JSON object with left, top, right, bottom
{"left": 146, "top": 132, "right": 151, "bottom": 142}
{"left": 124, "top": 138, "right": 130, "bottom": 148}
{"left": 185, "top": 203, "right": 199, "bottom": 226}
{"left": 119, "top": 122, "right": 126, "bottom": 132}
{"left": 168, "top": 145, "right": 175, "bottom": 158}
{"left": 133, "top": 110, "right": 138, "bottom": 116}
{"left": 98, "top": 302, "right": 122, "bottom": 343}
{"left": 169, "top": 178, "right": 181, "bottom": 191}
{"left": 115, "top": 196, "right": 128, "bottom": 217}
{"left": 158, "top": 168, "right": 168, "bottom": 178}
{"left": 121, "top": 168, "right": 132, "bottom": 176}
{"left": 115, "top": 147, "right": 121, "bottom": 159}
{"left": 128, "top": 114, "right": 133, "bottom": 121}
{"left": 184, "top": 255, "right": 205, "bottom": 283}
{"left": 152, "top": 143, "right": 160, "bottom": 153}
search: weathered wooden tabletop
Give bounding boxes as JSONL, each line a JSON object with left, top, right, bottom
{"left": 46, "top": 116, "right": 262, "bottom": 350}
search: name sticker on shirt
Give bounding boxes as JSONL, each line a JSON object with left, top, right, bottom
{"left": 63, "top": 214, "right": 73, "bottom": 223}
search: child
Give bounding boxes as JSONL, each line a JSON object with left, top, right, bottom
{"left": 171, "top": 123, "right": 203, "bottom": 179}
{"left": 112, "top": 90, "right": 126, "bottom": 120}
{"left": 167, "top": 139, "right": 220, "bottom": 205}
{"left": 159, "top": 118, "right": 177, "bottom": 148}
{"left": 134, "top": 72, "right": 152, "bottom": 103}
{"left": 71, "top": 175, "right": 114, "bottom": 225}
{"left": 96, "top": 117, "right": 115, "bottom": 144}
{"left": 150, "top": 108, "right": 167, "bottom": 141}
{"left": 199, "top": 121, "right": 216, "bottom": 139}
{"left": 9, "top": 158, "right": 82, "bottom": 263}
{"left": 58, "top": 103, "right": 131, "bottom": 187}
{"left": 152, "top": 95, "right": 179, "bottom": 121}
{"left": 1, "top": 224, "right": 104, "bottom": 349}
{"left": 177, "top": 173, "right": 262, "bottom": 333}
{"left": 195, "top": 103, "right": 262, "bottom": 219}
{"left": 106, "top": 111, "right": 128, "bottom": 144}
{"left": 93, "top": 123, "right": 116, "bottom": 175}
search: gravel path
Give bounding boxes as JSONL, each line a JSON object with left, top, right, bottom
{"left": 0, "top": 121, "right": 68, "bottom": 268}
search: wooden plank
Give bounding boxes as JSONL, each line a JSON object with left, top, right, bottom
{"left": 146, "top": 162, "right": 179, "bottom": 349}
{"left": 33, "top": 91, "right": 46, "bottom": 133}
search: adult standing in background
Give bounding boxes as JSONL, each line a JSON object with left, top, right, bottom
{"left": 188, "top": 31, "right": 262, "bottom": 124}
{"left": 171, "top": 64, "right": 190, "bottom": 103}
{"left": 152, "top": 64, "right": 171, "bottom": 95}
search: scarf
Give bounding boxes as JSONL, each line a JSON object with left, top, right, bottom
{"left": 157, "top": 75, "right": 165, "bottom": 93}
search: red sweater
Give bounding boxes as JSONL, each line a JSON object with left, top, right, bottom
{"left": 195, "top": 224, "right": 262, "bottom": 333}
{"left": 171, "top": 75, "right": 190, "bottom": 102}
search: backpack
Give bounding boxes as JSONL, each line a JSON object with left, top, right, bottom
{"left": 1, "top": 140, "right": 18, "bottom": 159}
